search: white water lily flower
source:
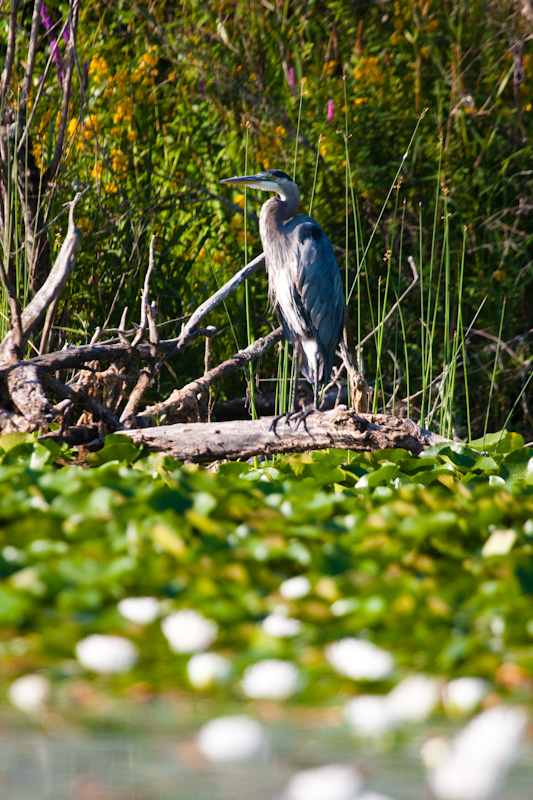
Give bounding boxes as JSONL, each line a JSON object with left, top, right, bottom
{"left": 187, "top": 652, "right": 232, "bottom": 690}
{"left": 442, "top": 677, "right": 488, "bottom": 715}
{"left": 75, "top": 635, "right": 139, "bottom": 674}
{"left": 117, "top": 596, "right": 161, "bottom": 625}
{"left": 452, "top": 704, "right": 527, "bottom": 768}
{"left": 358, "top": 794, "right": 397, "bottom": 800}
{"left": 279, "top": 575, "right": 311, "bottom": 599}
{"left": 345, "top": 695, "right": 395, "bottom": 738}
{"left": 161, "top": 609, "right": 217, "bottom": 653}
{"left": 283, "top": 763, "right": 363, "bottom": 800}
{"left": 197, "top": 715, "right": 267, "bottom": 762}
{"left": 387, "top": 674, "right": 440, "bottom": 723}
{"left": 8, "top": 674, "right": 50, "bottom": 713}
{"left": 423, "top": 705, "right": 527, "bottom": 800}
{"left": 262, "top": 610, "right": 302, "bottom": 638}
{"left": 241, "top": 659, "right": 301, "bottom": 700}
{"left": 325, "top": 638, "right": 394, "bottom": 681}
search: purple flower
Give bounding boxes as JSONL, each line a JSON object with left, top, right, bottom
{"left": 40, "top": 3, "right": 65, "bottom": 84}
{"left": 327, "top": 99, "right": 334, "bottom": 123}
{"left": 199, "top": 76, "right": 205, "bottom": 95}
{"left": 83, "top": 60, "right": 90, "bottom": 92}
{"left": 288, "top": 67, "right": 295, "bottom": 94}
{"left": 40, "top": 3, "right": 53, "bottom": 32}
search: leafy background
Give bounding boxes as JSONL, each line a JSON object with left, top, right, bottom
{"left": 3, "top": 0, "right": 532, "bottom": 436}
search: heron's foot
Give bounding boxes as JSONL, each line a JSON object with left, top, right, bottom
{"left": 268, "top": 411, "right": 294, "bottom": 435}
{"left": 289, "top": 406, "right": 320, "bottom": 433}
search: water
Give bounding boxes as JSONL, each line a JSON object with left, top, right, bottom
{"left": 1, "top": 706, "right": 532, "bottom": 800}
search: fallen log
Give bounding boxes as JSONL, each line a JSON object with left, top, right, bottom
{"left": 118, "top": 407, "right": 446, "bottom": 463}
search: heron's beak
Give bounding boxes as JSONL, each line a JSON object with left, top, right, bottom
{"left": 220, "top": 174, "right": 267, "bottom": 185}
{"left": 220, "top": 174, "right": 279, "bottom": 193}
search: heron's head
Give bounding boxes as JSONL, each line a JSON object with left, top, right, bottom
{"left": 220, "top": 169, "right": 298, "bottom": 203}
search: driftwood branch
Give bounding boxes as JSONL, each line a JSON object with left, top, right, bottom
{"left": 18, "top": 0, "right": 43, "bottom": 125}
{"left": 121, "top": 236, "right": 160, "bottom": 423}
{"left": 157, "top": 252, "right": 266, "bottom": 368}
{"left": 143, "top": 326, "right": 284, "bottom": 424}
{"left": 0, "top": 252, "right": 266, "bottom": 379}
{"left": 48, "top": 0, "right": 80, "bottom": 180}
{"left": 0, "top": 0, "right": 20, "bottom": 101}
{"left": 119, "top": 408, "right": 446, "bottom": 463}
{"left": 42, "top": 374, "right": 123, "bottom": 430}
{"left": 0, "top": 193, "right": 83, "bottom": 365}
{"left": 7, "top": 364, "right": 56, "bottom": 427}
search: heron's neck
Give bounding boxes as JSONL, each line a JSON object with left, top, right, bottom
{"left": 259, "top": 191, "right": 300, "bottom": 243}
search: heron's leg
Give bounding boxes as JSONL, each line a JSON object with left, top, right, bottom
{"left": 269, "top": 343, "right": 302, "bottom": 434}
{"left": 292, "top": 353, "right": 322, "bottom": 432}
{"left": 312, "top": 352, "right": 321, "bottom": 411}
{"left": 289, "top": 341, "right": 302, "bottom": 414}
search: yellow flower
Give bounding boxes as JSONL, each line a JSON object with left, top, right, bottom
{"left": 111, "top": 148, "right": 128, "bottom": 178}
{"left": 89, "top": 55, "right": 109, "bottom": 85}
{"left": 113, "top": 99, "right": 133, "bottom": 125}
{"left": 67, "top": 117, "right": 78, "bottom": 137}
{"left": 353, "top": 56, "right": 384, "bottom": 88}
{"left": 82, "top": 115, "right": 99, "bottom": 142}
{"left": 127, "top": 129, "right": 136, "bottom": 141}
{"left": 322, "top": 60, "right": 336, "bottom": 76}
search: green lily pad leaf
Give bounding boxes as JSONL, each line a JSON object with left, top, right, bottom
{"left": 218, "top": 462, "right": 251, "bottom": 478}
{"left": 133, "top": 452, "right": 179, "bottom": 474}
{"left": 356, "top": 463, "right": 399, "bottom": 488}
{"left": 0, "top": 432, "right": 36, "bottom": 453}
{"left": 0, "top": 586, "right": 30, "bottom": 624}
{"left": 435, "top": 444, "right": 479, "bottom": 472}
{"left": 469, "top": 430, "right": 524, "bottom": 454}
{"left": 481, "top": 528, "right": 517, "bottom": 557}
{"left": 498, "top": 448, "right": 533, "bottom": 483}
{"left": 192, "top": 491, "right": 217, "bottom": 515}
{"left": 87, "top": 434, "right": 144, "bottom": 466}
{"left": 29, "top": 440, "right": 62, "bottom": 468}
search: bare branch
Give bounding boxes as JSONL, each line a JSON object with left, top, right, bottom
{"left": 0, "top": 192, "right": 84, "bottom": 364}
{"left": 0, "top": 408, "right": 36, "bottom": 434}
{"left": 120, "top": 408, "right": 447, "bottom": 464}
{"left": 131, "top": 235, "right": 156, "bottom": 348}
{"left": 157, "top": 252, "right": 266, "bottom": 368}
{"left": 7, "top": 363, "right": 56, "bottom": 427}
{"left": 0, "top": 245, "right": 24, "bottom": 362}
{"left": 121, "top": 237, "right": 160, "bottom": 423}
{"left": 143, "top": 327, "right": 283, "bottom": 425}
{"left": 42, "top": 374, "right": 123, "bottom": 430}
{"left": 17, "top": 14, "right": 72, "bottom": 156}
{"left": 48, "top": 0, "right": 80, "bottom": 179}
{"left": 0, "top": 0, "right": 20, "bottom": 101}
{"left": 18, "top": 0, "right": 44, "bottom": 124}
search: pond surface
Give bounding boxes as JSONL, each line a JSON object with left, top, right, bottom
{"left": 1, "top": 703, "right": 532, "bottom": 800}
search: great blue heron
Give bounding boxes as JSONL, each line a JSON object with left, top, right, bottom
{"left": 221, "top": 169, "right": 345, "bottom": 423}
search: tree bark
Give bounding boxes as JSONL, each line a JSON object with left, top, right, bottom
{"left": 118, "top": 407, "right": 446, "bottom": 463}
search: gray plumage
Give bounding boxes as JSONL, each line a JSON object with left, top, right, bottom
{"left": 221, "top": 169, "right": 345, "bottom": 414}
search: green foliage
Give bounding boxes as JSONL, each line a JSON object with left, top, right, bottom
{"left": 1, "top": 438, "right": 532, "bottom": 704}
{"left": 3, "top": 0, "right": 531, "bottom": 432}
